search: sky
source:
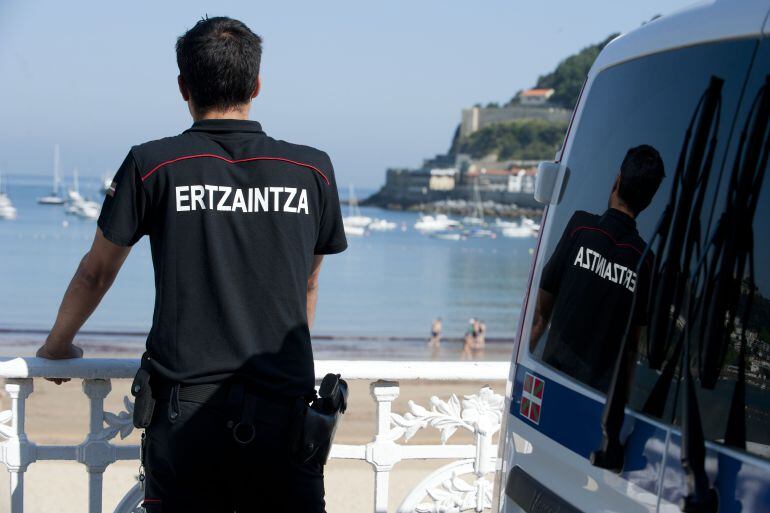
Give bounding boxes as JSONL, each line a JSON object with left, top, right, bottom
{"left": 0, "top": 0, "right": 696, "bottom": 188}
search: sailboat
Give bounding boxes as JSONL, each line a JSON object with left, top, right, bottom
{"left": 343, "top": 184, "right": 372, "bottom": 236}
{"left": 462, "top": 178, "right": 487, "bottom": 227}
{"left": 38, "top": 144, "right": 66, "bottom": 205}
{"left": 0, "top": 171, "right": 18, "bottom": 220}
{"left": 65, "top": 169, "right": 99, "bottom": 220}
{"left": 414, "top": 214, "right": 461, "bottom": 232}
{"left": 102, "top": 173, "right": 114, "bottom": 193}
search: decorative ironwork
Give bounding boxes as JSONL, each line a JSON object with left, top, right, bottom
{"left": 0, "top": 358, "right": 508, "bottom": 513}
{"left": 0, "top": 410, "right": 12, "bottom": 441}
{"left": 98, "top": 396, "right": 135, "bottom": 441}
{"left": 415, "top": 470, "right": 493, "bottom": 513}
{"left": 390, "top": 386, "right": 504, "bottom": 443}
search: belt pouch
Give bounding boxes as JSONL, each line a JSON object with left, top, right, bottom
{"left": 131, "top": 367, "right": 156, "bottom": 429}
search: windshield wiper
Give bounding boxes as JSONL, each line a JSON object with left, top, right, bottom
{"left": 699, "top": 75, "right": 770, "bottom": 449}
{"left": 591, "top": 77, "right": 724, "bottom": 474}
{"left": 666, "top": 75, "right": 768, "bottom": 512}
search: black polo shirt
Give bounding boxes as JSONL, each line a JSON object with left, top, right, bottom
{"left": 98, "top": 119, "right": 347, "bottom": 398}
{"left": 539, "top": 208, "right": 651, "bottom": 391}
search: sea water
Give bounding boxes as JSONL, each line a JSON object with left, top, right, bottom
{"left": 0, "top": 176, "right": 537, "bottom": 360}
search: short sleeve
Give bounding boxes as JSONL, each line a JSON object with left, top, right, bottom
{"left": 314, "top": 153, "right": 348, "bottom": 255}
{"left": 540, "top": 213, "right": 579, "bottom": 294}
{"left": 97, "top": 150, "right": 149, "bottom": 246}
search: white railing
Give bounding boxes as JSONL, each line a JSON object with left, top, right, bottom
{"left": 0, "top": 358, "right": 509, "bottom": 513}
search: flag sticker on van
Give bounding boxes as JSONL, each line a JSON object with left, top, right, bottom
{"left": 520, "top": 373, "right": 544, "bottom": 424}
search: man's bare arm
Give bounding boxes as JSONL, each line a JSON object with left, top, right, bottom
{"left": 37, "top": 229, "right": 131, "bottom": 370}
{"left": 307, "top": 255, "right": 324, "bottom": 330}
{"left": 529, "top": 289, "right": 555, "bottom": 352}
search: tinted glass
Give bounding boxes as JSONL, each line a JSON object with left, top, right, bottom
{"left": 692, "top": 40, "right": 770, "bottom": 460}
{"left": 526, "top": 39, "right": 757, "bottom": 410}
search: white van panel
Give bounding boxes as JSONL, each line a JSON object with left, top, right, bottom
{"left": 592, "top": 0, "right": 770, "bottom": 76}
{"left": 507, "top": 420, "right": 658, "bottom": 513}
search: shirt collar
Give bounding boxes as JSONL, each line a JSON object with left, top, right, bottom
{"left": 604, "top": 207, "right": 637, "bottom": 229}
{"left": 184, "top": 119, "right": 265, "bottom": 134}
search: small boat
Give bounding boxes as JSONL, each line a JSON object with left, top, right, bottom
{"left": 65, "top": 169, "right": 99, "bottom": 220}
{"left": 502, "top": 225, "right": 534, "bottom": 238}
{"left": 0, "top": 202, "right": 17, "bottom": 220}
{"left": 38, "top": 144, "right": 66, "bottom": 205}
{"left": 0, "top": 172, "right": 17, "bottom": 220}
{"left": 414, "top": 214, "right": 461, "bottom": 232}
{"left": 66, "top": 201, "right": 100, "bottom": 220}
{"left": 342, "top": 185, "right": 373, "bottom": 228}
{"left": 430, "top": 230, "right": 464, "bottom": 241}
{"left": 462, "top": 216, "right": 486, "bottom": 226}
{"left": 521, "top": 217, "right": 541, "bottom": 232}
{"left": 494, "top": 218, "right": 520, "bottom": 229}
{"left": 463, "top": 180, "right": 487, "bottom": 227}
{"left": 467, "top": 227, "right": 496, "bottom": 238}
{"left": 344, "top": 222, "right": 366, "bottom": 237}
{"left": 367, "top": 219, "right": 397, "bottom": 231}
{"left": 102, "top": 175, "right": 113, "bottom": 193}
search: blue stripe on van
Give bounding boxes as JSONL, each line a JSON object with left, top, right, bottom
{"left": 509, "top": 364, "right": 770, "bottom": 512}
{"left": 660, "top": 433, "right": 770, "bottom": 512}
{"left": 509, "top": 365, "right": 665, "bottom": 498}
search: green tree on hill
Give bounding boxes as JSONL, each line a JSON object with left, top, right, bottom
{"left": 533, "top": 33, "right": 619, "bottom": 110}
{"left": 455, "top": 119, "right": 569, "bottom": 161}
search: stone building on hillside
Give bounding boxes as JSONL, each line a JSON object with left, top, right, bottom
{"left": 460, "top": 88, "right": 570, "bottom": 138}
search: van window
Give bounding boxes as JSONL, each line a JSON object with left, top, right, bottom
{"left": 526, "top": 39, "right": 757, "bottom": 405}
{"left": 691, "top": 46, "right": 770, "bottom": 460}
{"left": 694, "top": 179, "right": 770, "bottom": 460}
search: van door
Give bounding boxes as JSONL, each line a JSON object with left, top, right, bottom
{"left": 656, "top": 37, "right": 770, "bottom": 513}
{"left": 496, "top": 38, "right": 759, "bottom": 513}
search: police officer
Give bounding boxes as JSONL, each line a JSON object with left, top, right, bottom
{"left": 530, "top": 145, "right": 664, "bottom": 391}
{"left": 35, "top": 16, "right": 346, "bottom": 513}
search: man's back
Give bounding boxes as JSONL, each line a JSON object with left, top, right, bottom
{"left": 99, "top": 119, "right": 346, "bottom": 397}
{"left": 40, "top": 18, "right": 345, "bottom": 512}
{"left": 540, "top": 208, "right": 652, "bottom": 390}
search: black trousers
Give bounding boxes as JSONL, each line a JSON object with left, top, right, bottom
{"left": 142, "top": 384, "right": 326, "bottom": 513}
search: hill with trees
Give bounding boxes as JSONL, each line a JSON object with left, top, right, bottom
{"left": 454, "top": 119, "right": 569, "bottom": 161}
{"left": 527, "top": 33, "right": 618, "bottom": 110}
{"left": 449, "top": 33, "right": 618, "bottom": 159}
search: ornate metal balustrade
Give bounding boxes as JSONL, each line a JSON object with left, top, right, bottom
{"left": 0, "top": 358, "right": 509, "bottom": 513}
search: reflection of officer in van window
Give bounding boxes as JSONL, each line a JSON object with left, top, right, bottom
{"left": 530, "top": 145, "right": 665, "bottom": 391}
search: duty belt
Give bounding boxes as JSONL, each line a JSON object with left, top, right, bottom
{"left": 157, "top": 381, "right": 301, "bottom": 445}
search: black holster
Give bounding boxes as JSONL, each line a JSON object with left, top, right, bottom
{"left": 294, "top": 373, "right": 348, "bottom": 465}
{"left": 131, "top": 355, "right": 156, "bottom": 429}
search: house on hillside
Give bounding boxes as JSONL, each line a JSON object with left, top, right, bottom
{"left": 518, "top": 88, "right": 555, "bottom": 106}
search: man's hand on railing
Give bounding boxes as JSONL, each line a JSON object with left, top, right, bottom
{"left": 33, "top": 228, "right": 128, "bottom": 386}
{"left": 35, "top": 341, "right": 84, "bottom": 384}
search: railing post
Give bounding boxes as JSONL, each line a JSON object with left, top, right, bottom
{"left": 2, "top": 378, "right": 35, "bottom": 513}
{"left": 79, "top": 378, "right": 114, "bottom": 513}
{"left": 472, "top": 415, "right": 496, "bottom": 513}
{"left": 366, "top": 380, "right": 401, "bottom": 513}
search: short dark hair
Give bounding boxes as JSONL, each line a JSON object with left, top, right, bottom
{"left": 618, "top": 145, "right": 665, "bottom": 214}
{"left": 176, "top": 17, "right": 262, "bottom": 113}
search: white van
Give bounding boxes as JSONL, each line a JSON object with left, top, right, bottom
{"left": 493, "top": 0, "right": 770, "bottom": 511}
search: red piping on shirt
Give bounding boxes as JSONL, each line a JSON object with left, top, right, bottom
{"left": 140, "top": 154, "right": 331, "bottom": 185}
{"left": 569, "top": 225, "right": 645, "bottom": 257}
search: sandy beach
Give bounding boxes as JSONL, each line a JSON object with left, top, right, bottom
{"left": 0, "top": 347, "right": 507, "bottom": 513}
